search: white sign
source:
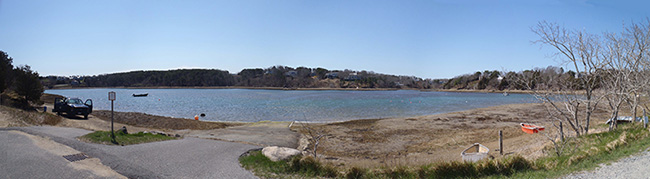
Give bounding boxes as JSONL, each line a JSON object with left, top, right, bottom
{"left": 108, "top": 91, "right": 116, "bottom": 101}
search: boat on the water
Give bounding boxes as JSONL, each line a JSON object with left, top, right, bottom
{"left": 520, "top": 123, "right": 545, "bottom": 134}
{"left": 132, "top": 93, "right": 148, "bottom": 97}
{"left": 461, "top": 143, "right": 490, "bottom": 162}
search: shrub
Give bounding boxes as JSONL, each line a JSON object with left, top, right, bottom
{"left": 382, "top": 166, "right": 414, "bottom": 179}
{"left": 432, "top": 161, "right": 477, "bottom": 178}
{"left": 345, "top": 167, "right": 366, "bottom": 179}
{"left": 289, "top": 156, "right": 321, "bottom": 176}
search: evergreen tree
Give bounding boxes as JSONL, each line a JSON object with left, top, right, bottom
{"left": 13, "top": 65, "right": 44, "bottom": 106}
{"left": 0, "top": 51, "right": 14, "bottom": 93}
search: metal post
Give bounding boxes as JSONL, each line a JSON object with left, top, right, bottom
{"left": 111, "top": 100, "right": 116, "bottom": 144}
{"left": 108, "top": 91, "right": 117, "bottom": 144}
{"left": 499, "top": 130, "right": 503, "bottom": 155}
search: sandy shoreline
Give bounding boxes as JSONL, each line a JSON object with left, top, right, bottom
{"left": 34, "top": 92, "right": 612, "bottom": 169}
{"left": 48, "top": 101, "right": 610, "bottom": 168}
{"left": 301, "top": 102, "right": 611, "bottom": 168}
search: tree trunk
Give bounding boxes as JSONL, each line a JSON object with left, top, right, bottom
{"left": 632, "top": 96, "right": 638, "bottom": 123}
{"left": 560, "top": 121, "right": 564, "bottom": 142}
{"left": 610, "top": 110, "right": 619, "bottom": 131}
{"left": 585, "top": 91, "right": 592, "bottom": 134}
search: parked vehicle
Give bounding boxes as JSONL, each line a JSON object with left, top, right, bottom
{"left": 53, "top": 97, "right": 93, "bottom": 119}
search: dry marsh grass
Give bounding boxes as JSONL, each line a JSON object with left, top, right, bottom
{"left": 0, "top": 105, "right": 62, "bottom": 127}
{"left": 91, "top": 110, "right": 242, "bottom": 130}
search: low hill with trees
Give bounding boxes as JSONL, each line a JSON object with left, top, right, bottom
{"left": 42, "top": 65, "right": 587, "bottom": 91}
{"left": 42, "top": 66, "right": 434, "bottom": 89}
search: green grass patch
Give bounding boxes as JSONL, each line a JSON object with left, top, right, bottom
{"left": 507, "top": 123, "right": 650, "bottom": 179}
{"left": 239, "top": 151, "right": 531, "bottom": 178}
{"left": 79, "top": 131, "right": 176, "bottom": 145}
{"left": 239, "top": 150, "right": 338, "bottom": 178}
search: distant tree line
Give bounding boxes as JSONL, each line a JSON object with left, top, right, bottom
{"left": 439, "top": 66, "right": 582, "bottom": 91}
{"left": 43, "top": 66, "right": 433, "bottom": 89}
{"left": 42, "top": 64, "right": 593, "bottom": 91}
{"left": 1, "top": 51, "right": 44, "bottom": 109}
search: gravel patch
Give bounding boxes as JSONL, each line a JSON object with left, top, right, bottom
{"left": 564, "top": 149, "right": 650, "bottom": 179}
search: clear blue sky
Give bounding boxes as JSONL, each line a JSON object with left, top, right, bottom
{"left": 1, "top": 0, "right": 648, "bottom": 79}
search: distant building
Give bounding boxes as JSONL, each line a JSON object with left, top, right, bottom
{"left": 344, "top": 72, "right": 361, "bottom": 81}
{"left": 70, "top": 80, "right": 80, "bottom": 86}
{"left": 325, "top": 72, "right": 338, "bottom": 79}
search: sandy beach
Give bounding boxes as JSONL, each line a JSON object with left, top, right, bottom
{"left": 28, "top": 93, "right": 613, "bottom": 169}
{"left": 300, "top": 103, "right": 611, "bottom": 168}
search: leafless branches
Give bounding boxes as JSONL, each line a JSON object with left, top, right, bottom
{"left": 600, "top": 19, "right": 650, "bottom": 130}
{"left": 529, "top": 19, "right": 650, "bottom": 135}
{"left": 300, "top": 123, "right": 328, "bottom": 158}
{"left": 528, "top": 21, "right": 605, "bottom": 136}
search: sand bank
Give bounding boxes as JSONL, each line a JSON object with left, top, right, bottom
{"left": 296, "top": 103, "right": 611, "bottom": 168}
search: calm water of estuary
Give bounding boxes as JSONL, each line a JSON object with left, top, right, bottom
{"left": 45, "top": 89, "right": 535, "bottom": 122}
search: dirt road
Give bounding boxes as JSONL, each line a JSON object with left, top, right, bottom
{"left": 564, "top": 149, "right": 650, "bottom": 179}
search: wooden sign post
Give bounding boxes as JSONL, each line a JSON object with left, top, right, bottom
{"left": 499, "top": 130, "right": 503, "bottom": 155}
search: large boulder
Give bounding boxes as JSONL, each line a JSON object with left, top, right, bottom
{"left": 262, "top": 146, "right": 302, "bottom": 161}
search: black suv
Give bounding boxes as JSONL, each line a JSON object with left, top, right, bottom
{"left": 53, "top": 97, "right": 93, "bottom": 119}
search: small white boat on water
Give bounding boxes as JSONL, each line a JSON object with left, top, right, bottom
{"left": 461, "top": 143, "right": 490, "bottom": 162}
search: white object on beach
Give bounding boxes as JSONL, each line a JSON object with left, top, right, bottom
{"left": 606, "top": 116, "right": 642, "bottom": 124}
{"left": 262, "top": 146, "right": 302, "bottom": 161}
{"left": 461, "top": 143, "right": 490, "bottom": 162}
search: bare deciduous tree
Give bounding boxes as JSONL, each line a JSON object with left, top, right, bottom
{"left": 531, "top": 19, "right": 650, "bottom": 134}
{"left": 531, "top": 21, "right": 605, "bottom": 136}
{"left": 601, "top": 19, "right": 650, "bottom": 130}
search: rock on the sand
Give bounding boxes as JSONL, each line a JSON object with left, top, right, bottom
{"left": 117, "top": 126, "right": 128, "bottom": 134}
{"left": 262, "top": 146, "right": 302, "bottom": 162}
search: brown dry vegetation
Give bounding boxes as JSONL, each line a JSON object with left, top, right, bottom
{"left": 297, "top": 103, "right": 611, "bottom": 168}
{"left": 0, "top": 105, "right": 62, "bottom": 127}
{"left": 40, "top": 93, "right": 63, "bottom": 104}
{"left": 90, "top": 111, "right": 242, "bottom": 130}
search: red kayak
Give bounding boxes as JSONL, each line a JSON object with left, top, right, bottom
{"left": 521, "top": 123, "right": 545, "bottom": 134}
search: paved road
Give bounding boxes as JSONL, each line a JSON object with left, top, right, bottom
{"left": 0, "top": 130, "right": 115, "bottom": 178}
{"left": 1, "top": 126, "right": 259, "bottom": 179}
